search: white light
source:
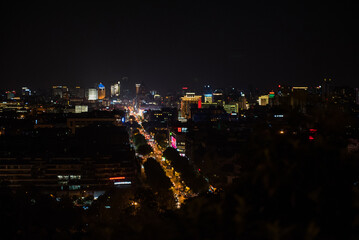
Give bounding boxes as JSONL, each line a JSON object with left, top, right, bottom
{"left": 114, "top": 181, "right": 132, "bottom": 185}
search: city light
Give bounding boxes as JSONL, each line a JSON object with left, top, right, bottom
{"left": 1, "top": 1, "right": 357, "bottom": 238}
{"left": 114, "top": 181, "right": 132, "bottom": 185}
{"left": 109, "top": 177, "right": 126, "bottom": 180}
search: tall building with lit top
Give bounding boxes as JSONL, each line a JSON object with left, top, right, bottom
{"left": 322, "top": 78, "right": 333, "bottom": 101}
{"left": 291, "top": 87, "right": 308, "bottom": 112}
{"left": 111, "top": 81, "right": 120, "bottom": 97}
{"left": 203, "top": 84, "right": 213, "bottom": 103}
{"left": 258, "top": 95, "right": 269, "bottom": 106}
{"left": 135, "top": 84, "right": 141, "bottom": 95}
{"left": 180, "top": 93, "right": 202, "bottom": 119}
{"left": 98, "top": 83, "right": 106, "bottom": 100}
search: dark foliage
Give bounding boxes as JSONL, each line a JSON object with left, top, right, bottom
{"left": 144, "top": 158, "right": 172, "bottom": 191}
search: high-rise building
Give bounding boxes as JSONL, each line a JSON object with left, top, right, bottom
{"left": 203, "top": 85, "right": 213, "bottom": 102}
{"left": 213, "top": 90, "right": 224, "bottom": 103}
{"left": 88, "top": 88, "right": 98, "bottom": 100}
{"left": 238, "top": 96, "right": 247, "bottom": 110}
{"left": 52, "top": 86, "right": 68, "bottom": 99}
{"left": 69, "top": 86, "right": 85, "bottom": 99}
{"left": 135, "top": 84, "right": 141, "bottom": 96}
{"left": 204, "top": 94, "right": 213, "bottom": 103}
{"left": 75, "top": 105, "right": 89, "bottom": 113}
{"left": 258, "top": 95, "right": 269, "bottom": 106}
{"left": 98, "top": 83, "right": 106, "bottom": 100}
{"left": 120, "top": 77, "right": 131, "bottom": 99}
{"left": 223, "top": 104, "right": 239, "bottom": 114}
{"left": 291, "top": 87, "right": 308, "bottom": 112}
{"left": 180, "top": 93, "right": 202, "bottom": 119}
{"left": 111, "top": 81, "right": 120, "bottom": 98}
{"left": 322, "top": 78, "right": 333, "bottom": 101}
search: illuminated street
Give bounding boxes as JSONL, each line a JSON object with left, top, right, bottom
{"left": 130, "top": 108, "right": 190, "bottom": 207}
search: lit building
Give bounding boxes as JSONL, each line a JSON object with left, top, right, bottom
{"left": 5, "top": 91, "right": 16, "bottom": 100}
{"left": 98, "top": 83, "right": 106, "bottom": 99}
{"left": 203, "top": 85, "right": 213, "bottom": 103}
{"left": 258, "top": 95, "right": 269, "bottom": 106}
{"left": 223, "top": 104, "right": 239, "bottom": 114}
{"left": 52, "top": 86, "right": 68, "bottom": 99}
{"left": 238, "top": 96, "right": 247, "bottom": 110}
{"left": 144, "top": 108, "right": 178, "bottom": 123}
{"left": 111, "top": 81, "right": 120, "bottom": 97}
{"left": 0, "top": 102, "right": 29, "bottom": 111}
{"left": 0, "top": 154, "right": 137, "bottom": 196}
{"left": 75, "top": 105, "right": 88, "bottom": 113}
{"left": 213, "top": 90, "right": 224, "bottom": 103}
{"left": 169, "top": 126, "right": 188, "bottom": 156}
{"left": 21, "top": 87, "right": 31, "bottom": 96}
{"left": 88, "top": 88, "right": 98, "bottom": 100}
{"left": 136, "top": 83, "right": 141, "bottom": 95}
{"left": 154, "top": 94, "right": 161, "bottom": 101}
{"left": 204, "top": 94, "right": 213, "bottom": 103}
{"left": 180, "top": 93, "right": 202, "bottom": 119}
{"left": 291, "top": 87, "right": 308, "bottom": 112}
{"left": 322, "top": 78, "right": 333, "bottom": 101}
{"left": 201, "top": 102, "right": 217, "bottom": 109}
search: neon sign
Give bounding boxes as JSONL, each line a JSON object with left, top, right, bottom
{"left": 171, "top": 136, "right": 177, "bottom": 149}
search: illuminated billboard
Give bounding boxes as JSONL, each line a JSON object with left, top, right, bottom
{"left": 171, "top": 136, "right": 177, "bottom": 149}
{"left": 109, "top": 176, "right": 132, "bottom": 186}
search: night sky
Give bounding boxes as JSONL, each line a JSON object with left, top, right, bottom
{"left": 1, "top": 1, "right": 357, "bottom": 92}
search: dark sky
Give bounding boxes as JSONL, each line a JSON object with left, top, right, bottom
{"left": 1, "top": 1, "right": 357, "bottom": 92}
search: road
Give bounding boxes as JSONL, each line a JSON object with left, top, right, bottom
{"left": 130, "top": 108, "right": 190, "bottom": 208}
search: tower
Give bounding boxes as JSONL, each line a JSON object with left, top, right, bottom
{"left": 322, "top": 78, "right": 333, "bottom": 102}
{"left": 98, "top": 83, "right": 106, "bottom": 100}
{"left": 180, "top": 93, "right": 202, "bottom": 119}
{"left": 111, "top": 81, "right": 120, "bottom": 98}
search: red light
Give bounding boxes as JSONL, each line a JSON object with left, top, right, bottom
{"left": 309, "top": 136, "right": 314, "bottom": 140}
{"left": 182, "top": 87, "right": 188, "bottom": 90}
{"left": 198, "top": 99, "right": 202, "bottom": 109}
{"left": 109, "top": 177, "right": 125, "bottom": 180}
{"left": 178, "top": 127, "right": 182, "bottom": 132}
{"left": 198, "top": 169, "right": 201, "bottom": 171}
{"left": 309, "top": 129, "right": 317, "bottom": 133}
{"left": 278, "top": 85, "right": 281, "bottom": 88}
